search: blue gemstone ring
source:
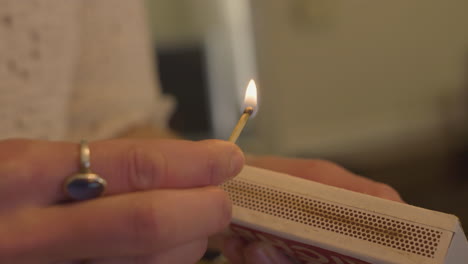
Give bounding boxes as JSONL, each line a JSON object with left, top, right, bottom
{"left": 64, "top": 140, "right": 107, "bottom": 201}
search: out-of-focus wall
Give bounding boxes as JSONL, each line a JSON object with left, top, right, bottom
{"left": 146, "top": 0, "right": 258, "bottom": 140}
{"left": 246, "top": 0, "right": 468, "bottom": 166}
{"left": 146, "top": 0, "right": 468, "bottom": 167}
{"left": 145, "top": 0, "right": 213, "bottom": 46}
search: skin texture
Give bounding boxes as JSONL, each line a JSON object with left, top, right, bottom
{"left": 0, "top": 138, "right": 244, "bottom": 264}
{"left": 0, "top": 138, "right": 403, "bottom": 264}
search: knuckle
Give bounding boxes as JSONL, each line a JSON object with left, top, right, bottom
{"left": 125, "top": 145, "right": 167, "bottom": 190}
{"left": 131, "top": 200, "right": 165, "bottom": 251}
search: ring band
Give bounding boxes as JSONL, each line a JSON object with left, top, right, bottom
{"left": 80, "top": 140, "right": 91, "bottom": 172}
{"left": 64, "top": 140, "right": 107, "bottom": 201}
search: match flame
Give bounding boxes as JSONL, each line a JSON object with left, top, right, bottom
{"left": 243, "top": 79, "right": 258, "bottom": 116}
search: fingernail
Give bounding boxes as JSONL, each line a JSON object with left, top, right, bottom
{"left": 230, "top": 147, "right": 245, "bottom": 175}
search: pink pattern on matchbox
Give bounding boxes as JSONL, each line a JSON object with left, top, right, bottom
{"left": 231, "top": 224, "right": 372, "bottom": 264}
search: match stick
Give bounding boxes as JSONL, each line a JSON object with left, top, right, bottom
{"left": 228, "top": 107, "right": 254, "bottom": 143}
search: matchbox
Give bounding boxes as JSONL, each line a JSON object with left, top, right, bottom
{"left": 221, "top": 166, "right": 468, "bottom": 264}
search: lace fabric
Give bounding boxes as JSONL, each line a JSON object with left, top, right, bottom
{"left": 0, "top": 0, "right": 173, "bottom": 141}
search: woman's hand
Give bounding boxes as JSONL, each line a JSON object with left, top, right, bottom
{"left": 0, "top": 138, "right": 245, "bottom": 264}
{"left": 221, "top": 155, "right": 403, "bottom": 264}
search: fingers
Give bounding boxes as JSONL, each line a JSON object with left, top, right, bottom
{"left": 0, "top": 138, "right": 244, "bottom": 206}
{"left": 88, "top": 239, "right": 208, "bottom": 264}
{"left": 0, "top": 187, "right": 231, "bottom": 262}
{"left": 247, "top": 156, "right": 403, "bottom": 202}
{"left": 89, "top": 139, "right": 244, "bottom": 192}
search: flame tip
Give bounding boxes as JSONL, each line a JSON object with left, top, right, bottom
{"left": 243, "top": 78, "right": 258, "bottom": 115}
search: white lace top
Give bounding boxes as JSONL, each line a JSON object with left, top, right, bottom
{"left": 0, "top": 0, "right": 173, "bottom": 141}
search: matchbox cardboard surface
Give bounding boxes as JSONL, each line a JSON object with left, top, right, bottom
{"left": 222, "top": 166, "right": 468, "bottom": 264}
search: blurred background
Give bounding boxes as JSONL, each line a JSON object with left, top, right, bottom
{"left": 146, "top": 0, "right": 468, "bottom": 229}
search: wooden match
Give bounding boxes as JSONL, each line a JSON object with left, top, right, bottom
{"left": 228, "top": 106, "right": 254, "bottom": 143}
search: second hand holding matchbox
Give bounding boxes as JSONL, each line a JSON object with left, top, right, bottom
{"left": 221, "top": 166, "right": 468, "bottom": 264}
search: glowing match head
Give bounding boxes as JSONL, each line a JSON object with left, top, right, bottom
{"left": 243, "top": 79, "right": 258, "bottom": 117}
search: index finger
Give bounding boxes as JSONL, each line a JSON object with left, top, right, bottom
{"left": 0, "top": 139, "right": 244, "bottom": 206}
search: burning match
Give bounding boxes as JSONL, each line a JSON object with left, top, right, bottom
{"left": 228, "top": 79, "right": 258, "bottom": 143}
